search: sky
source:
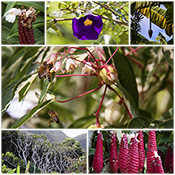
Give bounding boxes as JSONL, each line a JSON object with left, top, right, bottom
{"left": 138, "top": 4, "right": 173, "bottom": 42}
{"left": 62, "top": 129, "right": 87, "bottom": 137}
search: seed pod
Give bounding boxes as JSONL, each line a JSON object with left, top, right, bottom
{"left": 148, "top": 29, "right": 153, "bottom": 38}
{"left": 137, "top": 131, "right": 145, "bottom": 173}
{"left": 92, "top": 132, "right": 103, "bottom": 173}
{"left": 128, "top": 136, "right": 139, "bottom": 173}
{"left": 154, "top": 151, "right": 165, "bottom": 174}
{"left": 164, "top": 145, "right": 173, "bottom": 173}
{"left": 147, "top": 130, "right": 157, "bottom": 173}
{"left": 119, "top": 133, "right": 128, "bottom": 173}
{"left": 109, "top": 132, "right": 118, "bottom": 173}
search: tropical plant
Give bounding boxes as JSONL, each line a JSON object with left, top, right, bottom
{"left": 88, "top": 130, "right": 173, "bottom": 173}
{"left": 1, "top": 46, "right": 173, "bottom": 129}
{"left": 46, "top": 1, "right": 129, "bottom": 44}
{"left": 1, "top": 1, "right": 44, "bottom": 44}
{"left": 131, "top": 1, "right": 173, "bottom": 44}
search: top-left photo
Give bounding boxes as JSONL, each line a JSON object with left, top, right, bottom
{"left": 1, "top": 1, "right": 45, "bottom": 45}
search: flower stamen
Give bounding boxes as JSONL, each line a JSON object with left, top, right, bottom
{"left": 84, "top": 18, "right": 93, "bottom": 26}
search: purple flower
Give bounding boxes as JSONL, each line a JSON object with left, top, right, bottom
{"left": 72, "top": 14, "right": 103, "bottom": 40}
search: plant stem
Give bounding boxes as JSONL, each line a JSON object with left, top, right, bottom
{"left": 108, "top": 85, "right": 133, "bottom": 119}
{"left": 94, "top": 85, "right": 108, "bottom": 127}
{"left": 55, "top": 85, "right": 102, "bottom": 103}
{"left": 55, "top": 74, "right": 95, "bottom": 78}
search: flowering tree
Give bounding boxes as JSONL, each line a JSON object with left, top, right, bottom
{"left": 2, "top": 1, "right": 44, "bottom": 44}
{"left": 46, "top": 1, "right": 129, "bottom": 44}
{"left": 1, "top": 46, "right": 173, "bottom": 128}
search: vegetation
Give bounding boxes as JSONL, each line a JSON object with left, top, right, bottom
{"left": 131, "top": 1, "right": 173, "bottom": 44}
{"left": 1, "top": 1, "right": 44, "bottom": 44}
{"left": 1, "top": 46, "right": 173, "bottom": 128}
{"left": 2, "top": 131, "right": 86, "bottom": 173}
{"left": 46, "top": 1, "right": 129, "bottom": 44}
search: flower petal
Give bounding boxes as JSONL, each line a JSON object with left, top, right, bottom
{"left": 72, "top": 14, "right": 103, "bottom": 40}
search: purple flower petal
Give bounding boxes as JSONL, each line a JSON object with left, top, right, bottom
{"left": 72, "top": 14, "right": 103, "bottom": 40}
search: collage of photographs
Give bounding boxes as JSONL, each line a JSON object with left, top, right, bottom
{"left": 1, "top": 0, "right": 174, "bottom": 174}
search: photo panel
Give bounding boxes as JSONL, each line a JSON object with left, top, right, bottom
{"left": 1, "top": 46, "right": 173, "bottom": 129}
{"left": 2, "top": 129, "right": 87, "bottom": 173}
{"left": 130, "top": 1, "right": 174, "bottom": 45}
{"left": 46, "top": 1, "right": 129, "bottom": 45}
{"left": 88, "top": 129, "right": 173, "bottom": 173}
{"left": 1, "top": 1, "right": 45, "bottom": 45}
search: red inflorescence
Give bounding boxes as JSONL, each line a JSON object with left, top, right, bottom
{"left": 18, "top": 18, "right": 35, "bottom": 44}
{"left": 147, "top": 130, "right": 157, "bottom": 173}
{"left": 92, "top": 132, "right": 104, "bottom": 173}
{"left": 137, "top": 130, "right": 145, "bottom": 173}
{"left": 128, "top": 136, "right": 139, "bottom": 173}
{"left": 154, "top": 154, "right": 165, "bottom": 174}
{"left": 164, "top": 145, "right": 173, "bottom": 173}
{"left": 119, "top": 133, "right": 128, "bottom": 173}
{"left": 109, "top": 132, "right": 118, "bottom": 173}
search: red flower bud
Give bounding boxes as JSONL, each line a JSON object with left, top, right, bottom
{"left": 137, "top": 131, "right": 145, "bottom": 173}
{"left": 93, "top": 132, "right": 103, "bottom": 173}
{"left": 109, "top": 132, "right": 119, "bottom": 173}
{"left": 128, "top": 136, "right": 139, "bottom": 173}
{"left": 119, "top": 133, "right": 128, "bottom": 173}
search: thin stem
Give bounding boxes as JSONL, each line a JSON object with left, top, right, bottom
{"left": 55, "top": 74, "right": 95, "bottom": 78}
{"left": 55, "top": 85, "right": 102, "bottom": 103}
{"left": 104, "top": 47, "right": 119, "bottom": 66}
{"left": 114, "top": 2, "right": 129, "bottom": 15}
{"left": 108, "top": 85, "right": 133, "bottom": 119}
{"left": 125, "top": 46, "right": 144, "bottom": 56}
{"left": 94, "top": 85, "right": 108, "bottom": 127}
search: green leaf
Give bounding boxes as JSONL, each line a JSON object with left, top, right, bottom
{"left": 127, "top": 117, "right": 150, "bottom": 128}
{"left": 162, "top": 48, "right": 173, "bottom": 67}
{"left": 11, "top": 99, "right": 54, "bottom": 128}
{"left": 18, "top": 74, "right": 37, "bottom": 101}
{"left": 38, "top": 80, "right": 51, "bottom": 104}
{"left": 111, "top": 48, "right": 139, "bottom": 106}
{"left": 4, "top": 2, "right": 16, "bottom": 15}
{"left": 89, "top": 148, "right": 95, "bottom": 156}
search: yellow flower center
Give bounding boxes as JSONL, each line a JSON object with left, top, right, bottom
{"left": 11, "top": 12, "right": 14, "bottom": 15}
{"left": 84, "top": 19, "right": 93, "bottom": 26}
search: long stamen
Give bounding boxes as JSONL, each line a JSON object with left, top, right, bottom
{"left": 108, "top": 85, "right": 133, "bottom": 119}
{"left": 55, "top": 85, "right": 102, "bottom": 103}
{"left": 94, "top": 85, "right": 108, "bottom": 127}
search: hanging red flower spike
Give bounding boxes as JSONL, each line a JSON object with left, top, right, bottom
{"left": 119, "top": 133, "right": 128, "bottom": 173}
{"left": 92, "top": 132, "right": 103, "bottom": 173}
{"left": 137, "top": 130, "right": 145, "bottom": 173}
{"left": 109, "top": 132, "right": 119, "bottom": 173}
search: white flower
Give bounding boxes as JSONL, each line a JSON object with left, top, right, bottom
{"left": 47, "top": 54, "right": 58, "bottom": 64}
{"left": 4, "top": 8, "right": 21, "bottom": 23}
{"left": 65, "top": 58, "right": 76, "bottom": 72}
{"left": 26, "top": 7, "right": 36, "bottom": 17}
{"left": 81, "top": 62, "right": 96, "bottom": 75}
{"left": 50, "top": 61, "right": 62, "bottom": 73}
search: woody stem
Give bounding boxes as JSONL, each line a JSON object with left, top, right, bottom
{"left": 55, "top": 85, "right": 102, "bottom": 103}
{"left": 108, "top": 85, "right": 133, "bottom": 119}
{"left": 94, "top": 85, "right": 108, "bottom": 127}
